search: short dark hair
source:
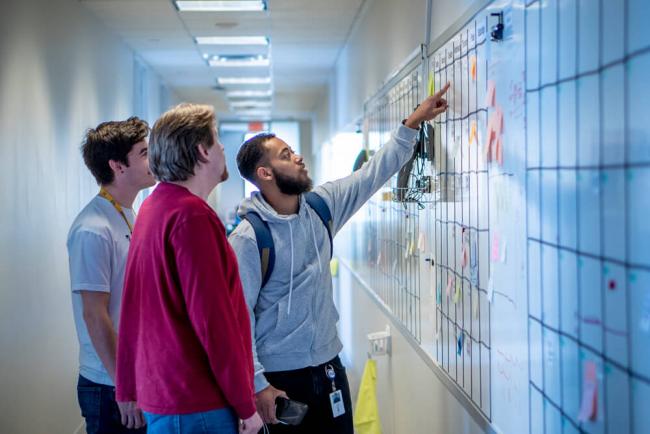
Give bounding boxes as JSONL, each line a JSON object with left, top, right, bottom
{"left": 81, "top": 117, "right": 149, "bottom": 185}
{"left": 236, "top": 133, "right": 276, "bottom": 183}
{"left": 149, "top": 103, "right": 216, "bottom": 182}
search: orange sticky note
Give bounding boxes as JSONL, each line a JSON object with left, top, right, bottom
{"left": 485, "top": 80, "right": 496, "bottom": 107}
{"left": 446, "top": 275, "right": 453, "bottom": 297}
{"left": 470, "top": 56, "right": 477, "bottom": 81}
{"left": 469, "top": 121, "right": 477, "bottom": 145}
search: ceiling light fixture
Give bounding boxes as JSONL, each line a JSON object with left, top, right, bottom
{"left": 218, "top": 76, "right": 271, "bottom": 85}
{"left": 230, "top": 100, "right": 272, "bottom": 108}
{"left": 208, "top": 56, "right": 270, "bottom": 67}
{"left": 195, "top": 36, "right": 269, "bottom": 45}
{"left": 226, "top": 90, "right": 273, "bottom": 98}
{"left": 175, "top": 1, "right": 267, "bottom": 12}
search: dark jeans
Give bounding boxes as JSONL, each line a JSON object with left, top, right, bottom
{"left": 263, "top": 356, "right": 353, "bottom": 434}
{"left": 77, "top": 375, "right": 147, "bottom": 434}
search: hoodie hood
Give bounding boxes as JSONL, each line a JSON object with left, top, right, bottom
{"left": 237, "top": 190, "right": 305, "bottom": 223}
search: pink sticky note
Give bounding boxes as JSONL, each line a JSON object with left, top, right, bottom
{"left": 446, "top": 275, "right": 453, "bottom": 297}
{"left": 484, "top": 119, "right": 495, "bottom": 161}
{"left": 461, "top": 242, "right": 469, "bottom": 268}
{"left": 485, "top": 80, "right": 496, "bottom": 107}
{"left": 491, "top": 233, "right": 501, "bottom": 262}
{"left": 578, "top": 361, "right": 598, "bottom": 422}
{"left": 496, "top": 136, "right": 503, "bottom": 165}
{"left": 494, "top": 106, "right": 504, "bottom": 136}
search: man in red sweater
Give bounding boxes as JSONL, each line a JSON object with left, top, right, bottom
{"left": 116, "top": 103, "right": 263, "bottom": 434}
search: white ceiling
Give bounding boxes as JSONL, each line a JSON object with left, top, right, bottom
{"left": 81, "top": 0, "right": 364, "bottom": 120}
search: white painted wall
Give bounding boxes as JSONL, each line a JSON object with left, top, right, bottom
{"left": 0, "top": 1, "right": 175, "bottom": 432}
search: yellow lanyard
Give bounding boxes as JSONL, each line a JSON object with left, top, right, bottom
{"left": 98, "top": 187, "right": 134, "bottom": 234}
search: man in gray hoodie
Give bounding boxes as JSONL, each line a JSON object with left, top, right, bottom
{"left": 229, "top": 83, "right": 450, "bottom": 433}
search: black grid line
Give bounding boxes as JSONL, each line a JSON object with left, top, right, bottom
{"left": 431, "top": 14, "right": 492, "bottom": 420}
{"left": 359, "top": 68, "right": 424, "bottom": 344}
{"left": 526, "top": 0, "right": 650, "bottom": 432}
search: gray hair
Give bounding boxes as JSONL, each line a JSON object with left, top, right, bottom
{"left": 149, "top": 103, "right": 216, "bottom": 182}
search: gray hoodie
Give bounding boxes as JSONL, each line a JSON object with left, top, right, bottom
{"left": 229, "top": 125, "right": 419, "bottom": 392}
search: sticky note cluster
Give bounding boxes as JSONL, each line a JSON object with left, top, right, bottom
{"left": 484, "top": 80, "right": 505, "bottom": 166}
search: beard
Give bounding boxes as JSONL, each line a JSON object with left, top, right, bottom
{"left": 220, "top": 166, "right": 229, "bottom": 182}
{"left": 273, "top": 168, "right": 312, "bottom": 195}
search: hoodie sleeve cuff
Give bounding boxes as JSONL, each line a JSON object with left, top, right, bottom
{"left": 395, "top": 124, "right": 419, "bottom": 143}
{"left": 254, "top": 372, "right": 270, "bottom": 393}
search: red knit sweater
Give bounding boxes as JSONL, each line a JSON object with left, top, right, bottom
{"left": 116, "top": 182, "right": 256, "bottom": 419}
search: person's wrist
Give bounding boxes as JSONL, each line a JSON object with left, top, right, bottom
{"left": 402, "top": 117, "right": 421, "bottom": 130}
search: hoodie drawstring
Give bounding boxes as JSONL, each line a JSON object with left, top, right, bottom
{"left": 287, "top": 220, "right": 294, "bottom": 315}
{"left": 308, "top": 211, "right": 323, "bottom": 274}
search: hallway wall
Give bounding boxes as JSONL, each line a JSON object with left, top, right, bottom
{"left": 316, "top": 0, "right": 493, "bottom": 433}
{"left": 0, "top": 1, "right": 176, "bottom": 432}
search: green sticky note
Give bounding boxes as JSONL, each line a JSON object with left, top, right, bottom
{"left": 453, "top": 279, "right": 461, "bottom": 303}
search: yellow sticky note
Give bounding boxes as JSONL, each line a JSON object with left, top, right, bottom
{"left": 409, "top": 239, "right": 416, "bottom": 256}
{"left": 428, "top": 74, "right": 435, "bottom": 97}
{"left": 330, "top": 257, "right": 339, "bottom": 277}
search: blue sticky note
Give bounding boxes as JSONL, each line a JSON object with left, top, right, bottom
{"left": 436, "top": 282, "right": 442, "bottom": 305}
{"left": 457, "top": 332, "right": 464, "bottom": 356}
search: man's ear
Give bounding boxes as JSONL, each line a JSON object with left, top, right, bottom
{"left": 256, "top": 166, "right": 273, "bottom": 182}
{"left": 198, "top": 143, "right": 210, "bottom": 160}
{"left": 108, "top": 159, "right": 126, "bottom": 175}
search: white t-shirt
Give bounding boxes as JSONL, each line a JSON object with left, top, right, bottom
{"left": 67, "top": 194, "right": 135, "bottom": 386}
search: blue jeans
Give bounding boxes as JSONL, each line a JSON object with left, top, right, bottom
{"left": 77, "top": 375, "right": 147, "bottom": 434}
{"left": 143, "top": 407, "right": 238, "bottom": 434}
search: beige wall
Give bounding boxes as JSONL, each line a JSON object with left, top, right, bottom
{"left": 0, "top": 1, "right": 175, "bottom": 432}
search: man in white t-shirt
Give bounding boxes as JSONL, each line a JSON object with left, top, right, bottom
{"left": 67, "top": 117, "right": 155, "bottom": 433}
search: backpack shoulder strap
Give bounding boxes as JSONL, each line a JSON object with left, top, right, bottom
{"left": 304, "top": 192, "right": 333, "bottom": 258}
{"left": 242, "top": 212, "right": 275, "bottom": 288}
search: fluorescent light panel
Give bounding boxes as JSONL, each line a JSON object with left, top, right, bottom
{"left": 175, "top": 1, "right": 266, "bottom": 12}
{"left": 227, "top": 90, "right": 273, "bottom": 98}
{"left": 195, "top": 36, "right": 269, "bottom": 45}
{"left": 209, "top": 56, "right": 270, "bottom": 67}
{"left": 218, "top": 76, "right": 271, "bottom": 85}
{"left": 230, "top": 100, "right": 272, "bottom": 108}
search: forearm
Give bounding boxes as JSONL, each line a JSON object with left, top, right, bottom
{"left": 315, "top": 125, "right": 419, "bottom": 233}
{"left": 84, "top": 311, "right": 118, "bottom": 382}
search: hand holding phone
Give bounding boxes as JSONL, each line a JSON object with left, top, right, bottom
{"left": 275, "top": 397, "right": 309, "bottom": 426}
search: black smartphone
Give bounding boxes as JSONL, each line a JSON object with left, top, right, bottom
{"left": 275, "top": 397, "right": 309, "bottom": 426}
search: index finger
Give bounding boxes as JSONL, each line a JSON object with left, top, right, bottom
{"left": 433, "top": 81, "right": 451, "bottom": 99}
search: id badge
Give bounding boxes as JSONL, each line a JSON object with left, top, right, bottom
{"left": 329, "top": 390, "right": 345, "bottom": 418}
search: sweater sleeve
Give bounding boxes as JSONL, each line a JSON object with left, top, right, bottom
{"left": 313, "top": 124, "right": 419, "bottom": 234}
{"left": 228, "top": 229, "right": 271, "bottom": 393}
{"left": 171, "top": 214, "right": 256, "bottom": 420}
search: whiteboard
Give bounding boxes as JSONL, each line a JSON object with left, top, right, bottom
{"left": 353, "top": 0, "right": 650, "bottom": 433}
